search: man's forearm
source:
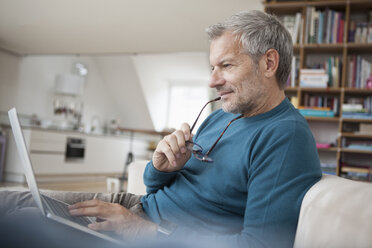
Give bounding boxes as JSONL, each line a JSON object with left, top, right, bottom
{"left": 143, "top": 161, "right": 179, "bottom": 193}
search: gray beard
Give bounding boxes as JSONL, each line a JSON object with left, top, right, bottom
{"left": 222, "top": 98, "right": 256, "bottom": 115}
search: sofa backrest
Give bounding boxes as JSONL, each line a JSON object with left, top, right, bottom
{"left": 127, "top": 160, "right": 148, "bottom": 195}
{"left": 294, "top": 174, "right": 372, "bottom": 248}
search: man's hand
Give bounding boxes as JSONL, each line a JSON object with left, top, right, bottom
{"left": 153, "top": 123, "right": 192, "bottom": 172}
{"left": 68, "top": 200, "right": 157, "bottom": 240}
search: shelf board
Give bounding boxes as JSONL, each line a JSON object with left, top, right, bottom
{"left": 340, "top": 148, "right": 372, "bottom": 154}
{"left": 341, "top": 132, "right": 372, "bottom": 138}
{"left": 343, "top": 88, "right": 372, "bottom": 94}
{"left": 317, "top": 147, "right": 338, "bottom": 152}
{"left": 350, "top": 0, "right": 372, "bottom": 11}
{"left": 305, "top": 116, "right": 340, "bottom": 122}
{"left": 299, "top": 87, "right": 341, "bottom": 93}
{"left": 347, "top": 43, "right": 372, "bottom": 52}
{"left": 303, "top": 43, "right": 344, "bottom": 53}
{"left": 284, "top": 87, "right": 298, "bottom": 92}
{"left": 264, "top": 1, "right": 305, "bottom": 11}
{"left": 341, "top": 118, "right": 372, "bottom": 123}
{"left": 264, "top": 0, "right": 347, "bottom": 8}
{"left": 306, "top": 0, "right": 346, "bottom": 8}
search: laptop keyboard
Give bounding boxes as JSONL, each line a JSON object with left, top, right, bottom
{"left": 42, "top": 195, "right": 93, "bottom": 227}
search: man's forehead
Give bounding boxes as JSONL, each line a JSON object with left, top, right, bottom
{"left": 209, "top": 33, "right": 244, "bottom": 64}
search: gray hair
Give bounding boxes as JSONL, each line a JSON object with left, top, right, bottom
{"left": 206, "top": 10, "right": 293, "bottom": 89}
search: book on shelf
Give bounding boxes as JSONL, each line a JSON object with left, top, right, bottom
{"left": 349, "top": 21, "right": 372, "bottom": 43}
{"left": 305, "top": 7, "right": 344, "bottom": 44}
{"left": 293, "top": 12, "right": 302, "bottom": 44}
{"left": 342, "top": 112, "right": 372, "bottom": 119}
{"left": 287, "top": 56, "right": 299, "bottom": 88}
{"left": 281, "top": 13, "right": 302, "bottom": 45}
{"left": 342, "top": 138, "right": 372, "bottom": 150}
{"left": 342, "top": 103, "right": 364, "bottom": 112}
{"left": 359, "top": 123, "right": 372, "bottom": 134}
{"left": 347, "top": 55, "right": 372, "bottom": 88}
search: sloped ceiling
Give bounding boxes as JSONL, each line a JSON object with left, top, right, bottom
{"left": 0, "top": 0, "right": 262, "bottom": 55}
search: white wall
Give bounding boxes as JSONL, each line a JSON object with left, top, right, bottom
{"left": 1, "top": 50, "right": 213, "bottom": 132}
{"left": 0, "top": 51, "right": 154, "bottom": 130}
{"left": 0, "top": 50, "right": 22, "bottom": 112}
{"left": 132, "top": 52, "right": 211, "bottom": 131}
{"left": 94, "top": 56, "right": 153, "bottom": 129}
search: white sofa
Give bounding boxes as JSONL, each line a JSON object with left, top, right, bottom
{"left": 127, "top": 161, "right": 372, "bottom": 247}
{"left": 294, "top": 174, "right": 372, "bottom": 248}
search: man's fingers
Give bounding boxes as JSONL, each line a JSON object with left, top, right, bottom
{"left": 180, "top": 123, "right": 191, "bottom": 140}
{"left": 174, "top": 130, "right": 187, "bottom": 154}
{"left": 68, "top": 199, "right": 101, "bottom": 210}
{"left": 164, "top": 134, "right": 181, "bottom": 157}
{"left": 69, "top": 206, "right": 103, "bottom": 217}
{"left": 158, "top": 140, "right": 177, "bottom": 167}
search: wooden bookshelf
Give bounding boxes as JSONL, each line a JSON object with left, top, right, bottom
{"left": 342, "top": 132, "right": 372, "bottom": 138}
{"left": 305, "top": 116, "right": 340, "bottom": 122}
{"left": 318, "top": 147, "right": 339, "bottom": 152}
{"left": 265, "top": 0, "right": 372, "bottom": 182}
{"left": 341, "top": 118, "right": 372, "bottom": 123}
{"left": 340, "top": 148, "right": 372, "bottom": 154}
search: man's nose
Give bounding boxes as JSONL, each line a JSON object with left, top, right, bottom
{"left": 209, "top": 69, "right": 225, "bottom": 88}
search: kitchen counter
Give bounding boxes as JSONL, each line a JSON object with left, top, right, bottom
{"left": 1, "top": 124, "right": 155, "bottom": 184}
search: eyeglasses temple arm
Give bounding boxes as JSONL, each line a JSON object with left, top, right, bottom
{"left": 205, "top": 114, "right": 244, "bottom": 156}
{"left": 190, "top": 96, "right": 221, "bottom": 133}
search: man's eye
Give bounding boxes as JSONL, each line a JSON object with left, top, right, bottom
{"left": 223, "top": 64, "right": 232, "bottom": 68}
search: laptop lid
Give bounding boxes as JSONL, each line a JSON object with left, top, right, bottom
{"left": 8, "top": 108, "right": 46, "bottom": 216}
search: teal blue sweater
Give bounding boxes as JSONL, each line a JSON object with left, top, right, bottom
{"left": 141, "top": 98, "right": 322, "bottom": 247}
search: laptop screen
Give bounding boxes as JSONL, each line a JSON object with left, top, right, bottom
{"left": 8, "top": 108, "right": 46, "bottom": 216}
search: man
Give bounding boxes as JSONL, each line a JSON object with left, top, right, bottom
{"left": 0, "top": 10, "right": 321, "bottom": 248}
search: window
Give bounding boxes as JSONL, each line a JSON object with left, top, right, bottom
{"left": 166, "top": 81, "right": 210, "bottom": 131}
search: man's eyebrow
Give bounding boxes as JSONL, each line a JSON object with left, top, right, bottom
{"left": 217, "top": 58, "right": 234, "bottom": 65}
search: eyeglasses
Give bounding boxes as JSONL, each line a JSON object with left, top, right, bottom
{"left": 186, "top": 97, "right": 244, "bottom": 163}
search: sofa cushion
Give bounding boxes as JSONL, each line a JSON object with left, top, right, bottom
{"left": 294, "top": 174, "right": 372, "bottom": 248}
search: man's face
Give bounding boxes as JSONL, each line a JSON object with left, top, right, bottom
{"left": 209, "top": 31, "right": 266, "bottom": 115}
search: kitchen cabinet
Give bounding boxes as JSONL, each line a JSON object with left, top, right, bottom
{"left": 3, "top": 127, "right": 149, "bottom": 183}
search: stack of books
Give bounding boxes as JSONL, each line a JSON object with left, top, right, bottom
{"left": 347, "top": 55, "right": 372, "bottom": 89}
{"left": 305, "top": 7, "right": 344, "bottom": 44}
{"left": 304, "top": 57, "right": 342, "bottom": 88}
{"left": 298, "top": 106, "right": 335, "bottom": 117}
{"left": 300, "top": 69, "right": 328, "bottom": 88}
{"left": 342, "top": 101, "right": 372, "bottom": 119}
{"left": 321, "top": 163, "right": 337, "bottom": 175}
{"left": 302, "top": 94, "right": 339, "bottom": 115}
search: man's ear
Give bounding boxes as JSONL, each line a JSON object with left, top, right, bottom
{"left": 260, "top": 49, "right": 279, "bottom": 78}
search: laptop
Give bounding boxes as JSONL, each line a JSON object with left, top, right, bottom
{"left": 8, "top": 108, "right": 121, "bottom": 245}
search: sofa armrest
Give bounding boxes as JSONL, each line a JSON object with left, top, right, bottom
{"left": 294, "top": 174, "right": 372, "bottom": 248}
